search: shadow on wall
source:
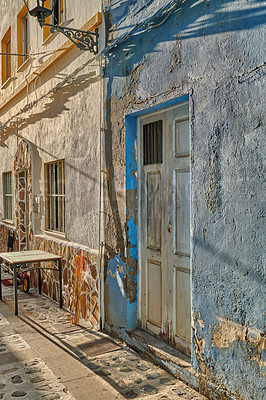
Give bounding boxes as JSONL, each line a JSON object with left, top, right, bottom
{"left": 102, "top": 0, "right": 265, "bottom": 325}
{"left": 0, "top": 72, "right": 100, "bottom": 148}
{"left": 195, "top": 235, "right": 264, "bottom": 284}
{"left": 104, "top": 0, "right": 266, "bottom": 90}
{"left": 193, "top": 234, "right": 265, "bottom": 331}
{"left": 105, "top": 0, "right": 266, "bottom": 73}
{"left": 108, "top": 0, "right": 266, "bottom": 37}
{"left": 176, "top": 0, "right": 266, "bottom": 40}
{"left": 0, "top": 72, "right": 104, "bottom": 192}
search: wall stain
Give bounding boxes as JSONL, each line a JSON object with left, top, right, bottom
{"left": 212, "top": 317, "right": 266, "bottom": 372}
{"left": 205, "top": 122, "right": 224, "bottom": 214}
{"left": 107, "top": 263, "right": 125, "bottom": 279}
{"left": 169, "top": 39, "right": 181, "bottom": 73}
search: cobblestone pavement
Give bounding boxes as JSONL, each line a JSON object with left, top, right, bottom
{"left": 0, "top": 274, "right": 207, "bottom": 400}
{"left": 0, "top": 359, "right": 74, "bottom": 400}
{"left": 0, "top": 332, "right": 30, "bottom": 354}
{"left": 0, "top": 313, "right": 9, "bottom": 327}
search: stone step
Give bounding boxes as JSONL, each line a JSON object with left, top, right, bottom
{"left": 124, "top": 329, "right": 199, "bottom": 389}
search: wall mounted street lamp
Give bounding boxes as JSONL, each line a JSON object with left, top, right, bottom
{"left": 28, "top": 0, "right": 98, "bottom": 53}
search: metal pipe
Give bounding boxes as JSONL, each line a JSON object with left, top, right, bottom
{"left": 98, "top": 3, "right": 106, "bottom": 332}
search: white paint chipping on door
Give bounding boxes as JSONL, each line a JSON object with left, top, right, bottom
{"left": 138, "top": 102, "right": 191, "bottom": 356}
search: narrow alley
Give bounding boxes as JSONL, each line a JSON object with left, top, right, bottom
{"left": 0, "top": 2, "right": 264, "bottom": 399}
{"left": 0, "top": 277, "right": 206, "bottom": 400}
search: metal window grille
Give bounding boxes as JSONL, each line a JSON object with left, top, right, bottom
{"left": 143, "top": 120, "right": 163, "bottom": 165}
{"left": 45, "top": 160, "right": 65, "bottom": 233}
{"left": 3, "top": 171, "right": 13, "bottom": 221}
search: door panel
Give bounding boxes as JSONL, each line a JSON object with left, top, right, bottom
{"left": 140, "top": 114, "right": 165, "bottom": 336}
{"left": 175, "top": 269, "right": 191, "bottom": 340}
{"left": 174, "top": 119, "right": 190, "bottom": 157}
{"left": 174, "top": 170, "right": 190, "bottom": 256}
{"left": 147, "top": 261, "right": 162, "bottom": 326}
{"left": 147, "top": 172, "right": 161, "bottom": 250}
{"left": 170, "top": 107, "right": 191, "bottom": 350}
{"left": 139, "top": 103, "right": 191, "bottom": 355}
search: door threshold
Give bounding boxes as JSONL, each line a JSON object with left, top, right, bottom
{"left": 130, "top": 329, "right": 191, "bottom": 366}
{"left": 105, "top": 324, "right": 198, "bottom": 390}
{"left": 128, "top": 329, "right": 201, "bottom": 390}
{"left": 126, "top": 329, "right": 198, "bottom": 389}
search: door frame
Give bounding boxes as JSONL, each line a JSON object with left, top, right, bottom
{"left": 137, "top": 110, "right": 167, "bottom": 336}
{"left": 136, "top": 100, "right": 192, "bottom": 354}
{"left": 17, "top": 169, "right": 29, "bottom": 251}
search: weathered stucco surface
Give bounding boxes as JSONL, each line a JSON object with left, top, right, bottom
{"left": 0, "top": 0, "right": 265, "bottom": 397}
{"left": 0, "top": 0, "right": 102, "bottom": 325}
{"left": 103, "top": 0, "right": 265, "bottom": 399}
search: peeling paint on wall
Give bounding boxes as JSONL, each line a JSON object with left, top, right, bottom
{"left": 103, "top": 1, "right": 266, "bottom": 398}
{"left": 212, "top": 318, "right": 266, "bottom": 371}
{"left": 105, "top": 254, "right": 127, "bottom": 327}
{"left": 127, "top": 217, "right": 137, "bottom": 260}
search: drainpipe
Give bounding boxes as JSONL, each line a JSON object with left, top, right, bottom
{"left": 98, "top": 56, "right": 105, "bottom": 330}
{"left": 98, "top": 2, "right": 107, "bottom": 332}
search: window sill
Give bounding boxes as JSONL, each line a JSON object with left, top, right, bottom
{"left": 44, "top": 230, "right": 67, "bottom": 240}
{"left": 1, "top": 77, "right": 12, "bottom": 89}
{"left": 42, "top": 31, "right": 57, "bottom": 46}
{"left": 2, "top": 219, "right": 14, "bottom": 226}
{"left": 17, "top": 58, "right": 31, "bottom": 73}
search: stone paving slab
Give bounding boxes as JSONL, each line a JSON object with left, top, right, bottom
{"left": 0, "top": 333, "right": 30, "bottom": 355}
{"left": 0, "top": 313, "right": 9, "bottom": 327}
{"left": 0, "top": 358, "right": 75, "bottom": 400}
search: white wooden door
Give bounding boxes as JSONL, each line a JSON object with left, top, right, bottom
{"left": 139, "top": 102, "right": 191, "bottom": 355}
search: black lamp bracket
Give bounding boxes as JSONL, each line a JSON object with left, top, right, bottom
{"left": 29, "top": 1, "right": 98, "bottom": 53}
{"left": 45, "top": 23, "right": 98, "bottom": 53}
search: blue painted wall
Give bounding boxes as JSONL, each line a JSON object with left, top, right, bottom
{"left": 103, "top": 1, "right": 266, "bottom": 398}
{"left": 106, "top": 254, "right": 127, "bottom": 327}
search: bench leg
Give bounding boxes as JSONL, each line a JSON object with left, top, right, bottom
{"left": 14, "top": 264, "right": 18, "bottom": 316}
{"left": 38, "top": 266, "right": 42, "bottom": 294}
{"left": 58, "top": 259, "right": 62, "bottom": 308}
{"left": 0, "top": 259, "right": 2, "bottom": 301}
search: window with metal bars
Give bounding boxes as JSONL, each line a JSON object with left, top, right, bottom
{"left": 3, "top": 171, "right": 13, "bottom": 221}
{"left": 143, "top": 120, "right": 163, "bottom": 165}
{"left": 45, "top": 160, "right": 65, "bottom": 233}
